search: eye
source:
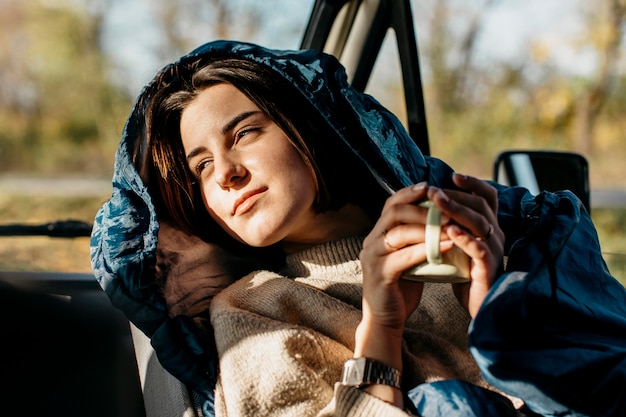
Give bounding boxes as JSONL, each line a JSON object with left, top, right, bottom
{"left": 235, "top": 127, "right": 260, "bottom": 143}
{"left": 194, "top": 158, "right": 213, "bottom": 177}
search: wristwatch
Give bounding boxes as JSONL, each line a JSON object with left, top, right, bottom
{"left": 341, "top": 357, "right": 402, "bottom": 389}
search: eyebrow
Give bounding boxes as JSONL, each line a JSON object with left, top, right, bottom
{"left": 185, "top": 110, "right": 262, "bottom": 161}
{"left": 186, "top": 146, "right": 207, "bottom": 162}
{"left": 221, "top": 110, "right": 261, "bottom": 135}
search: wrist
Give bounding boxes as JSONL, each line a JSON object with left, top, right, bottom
{"left": 354, "top": 319, "right": 404, "bottom": 372}
{"left": 341, "top": 357, "right": 404, "bottom": 408}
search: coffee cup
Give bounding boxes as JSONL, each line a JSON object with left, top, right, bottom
{"left": 401, "top": 201, "right": 471, "bottom": 283}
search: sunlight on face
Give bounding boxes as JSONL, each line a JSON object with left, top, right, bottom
{"left": 180, "top": 83, "right": 319, "bottom": 247}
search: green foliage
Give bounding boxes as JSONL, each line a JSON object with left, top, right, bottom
{"left": 425, "top": 58, "right": 626, "bottom": 185}
{"left": 592, "top": 208, "right": 626, "bottom": 286}
{"left": 418, "top": 0, "right": 626, "bottom": 188}
{"left": 0, "top": 1, "right": 131, "bottom": 176}
{"left": 1, "top": 0, "right": 624, "bottom": 186}
{"left": 0, "top": 0, "right": 623, "bottom": 282}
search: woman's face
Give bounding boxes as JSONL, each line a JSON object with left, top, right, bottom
{"left": 180, "top": 83, "right": 318, "bottom": 247}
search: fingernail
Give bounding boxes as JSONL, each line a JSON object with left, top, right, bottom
{"left": 440, "top": 240, "right": 454, "bottom": 249}
{"left": 447, "top": 224, "right": 462, "bottom": 235}
{"left": 438, "top": 188, "right": 450, "bottom": 202}
{"left": 412, "top": 182, "right": 427, "bottom": 192}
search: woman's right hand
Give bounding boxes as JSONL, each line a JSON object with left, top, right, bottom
{"left": 359, "top": 182, "right": 435, "bottom": 334}
{"left": 357, "top": 183, "right": 442, "bottom": 366}
{"left": 356, "top": 182, "right": 439, "bottom": 406}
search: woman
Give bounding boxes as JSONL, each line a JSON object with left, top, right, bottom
{"left": 91, "top": 41, "right": 626, "bottom": 417}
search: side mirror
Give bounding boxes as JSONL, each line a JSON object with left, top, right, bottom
{"left": 493, "top": 150, "right": 590, "bottom": 212}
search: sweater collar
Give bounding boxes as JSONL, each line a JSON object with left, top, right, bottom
{"left": 280, "top": 236, "right": 364, "bottom": 278}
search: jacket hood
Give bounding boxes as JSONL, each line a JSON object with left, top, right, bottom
{"left": 90, "top": 40, "right": 454, "bottom": 394}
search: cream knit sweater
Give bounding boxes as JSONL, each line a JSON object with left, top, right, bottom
{"left": 210, "top": 237, "right": 487, "bottom": 416}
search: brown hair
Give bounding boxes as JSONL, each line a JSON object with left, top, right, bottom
{"left": 135, "top": 57, "right": 385, "bottom": 242}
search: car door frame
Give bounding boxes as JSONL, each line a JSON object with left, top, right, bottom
{"left": 300, "top": 0, "right": 431, "bottom": 156}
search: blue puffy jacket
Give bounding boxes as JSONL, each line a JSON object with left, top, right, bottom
{"left": 91, "top": 41, "right": 626, "bottom": 417}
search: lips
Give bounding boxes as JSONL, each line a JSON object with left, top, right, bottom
{"left": 232, "top": 187, "right": 267, "bottom": 216}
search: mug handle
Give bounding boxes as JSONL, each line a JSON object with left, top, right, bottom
{"left": 422, "top": 201, "right": 442, "bottom": 265}
{"left": 400, "top": 200, "right": 470, "bottom": 283}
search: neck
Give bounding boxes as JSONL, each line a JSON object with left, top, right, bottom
{"left": 279, "top": 204, "right": 373, "bottom": 254}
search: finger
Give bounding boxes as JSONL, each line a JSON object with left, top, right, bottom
{"left": 381, "top": 222, "right": 453, "bottom": 253}
{"left": 451, "top": 173, "right": 498, "bottom": 213}
{"left": 382, "top": 182, "right": 429, "bottom": 210}
{"left": 447, "top": 224, "right": 496, "bottom": 316}
{"left": 445, "top": 217, "right": 503, "bottom": 276}
{"left": 373, "top": 182, "right": 430, "bottom": 251}
{"left": 446, "top": 224, "right": 490, "bottom": 267}
{"left": 376, "top": 240, "right": 454, "bottom": 280}
{"left": 381, "top": 223, "right": 425, "bottom": 252}
{"left": 438, "top": 188, "right": 492, "bottom": 217}
{"left": 427, "top": 187, "right": 492, "bottom": 240}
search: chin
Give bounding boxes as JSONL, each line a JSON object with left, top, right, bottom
{"left": 238, "top": 232, "right": 280, "bottom": 248}
{"left": 233, "top": 220, "right": 284, "bottom": 248}
{"left": 248, "top": 239, "right": 279, "bottom": 248}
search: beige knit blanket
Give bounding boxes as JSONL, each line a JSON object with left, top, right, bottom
{"left": 209, "top": 237, "right": 486, "bottom": 417}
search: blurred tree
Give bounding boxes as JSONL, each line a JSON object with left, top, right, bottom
{"left": 415, "top": 0, "right": 509, "bottom": 177}
{"left": 572, "top": 0, "right": 625, "bottom": 153}
{"left": 413, "top": 0, "right": 626, "bottom": 184}
{"left": 146, "top": 0, "right": 301, "bottom": 65}
{"left": 1, "top": 0, "right": 624, "bottom": 185}
{"left": 0, "top": 0, "right": 129, "bottom": 175}
{"left": 0, "top": 0, "right": 309, "bottom": 176}
{"left": 422, "top": 0, "right": 498, "bottom": 116}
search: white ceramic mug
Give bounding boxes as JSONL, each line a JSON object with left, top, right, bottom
{"left": 401, "top": 201, "right": 471, "bottom": 283}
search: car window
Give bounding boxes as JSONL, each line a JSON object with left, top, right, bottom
{"left": 0, "top": 0, "right": 624, "bottom": 285}
{"left": 0, "top": 0, "right": 314, "bottom": 273}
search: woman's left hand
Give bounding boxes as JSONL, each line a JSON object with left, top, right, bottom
{"left": 429, "top": 173, "right": 505, "bottom": 317}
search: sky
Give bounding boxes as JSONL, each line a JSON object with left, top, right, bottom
{"left": 101, "top": 0, "right": 313, "bottom": 94}
{"left": 476, "top": 0, "right": 594, "bottom": 75}
{"left": 100, "top": 0, "right": 600, "bottom": 96}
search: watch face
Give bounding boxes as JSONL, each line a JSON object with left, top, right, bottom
{"left": 342, "top": 357, "right": 367, "bottom": 386}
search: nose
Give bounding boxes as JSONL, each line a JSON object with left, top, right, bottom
{"left": 214, "top": 153, "right": 247, "bottom": 190}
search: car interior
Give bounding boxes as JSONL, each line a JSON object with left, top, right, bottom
{"left": 0, "top": 0, "right": 591, "bottom": 416}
